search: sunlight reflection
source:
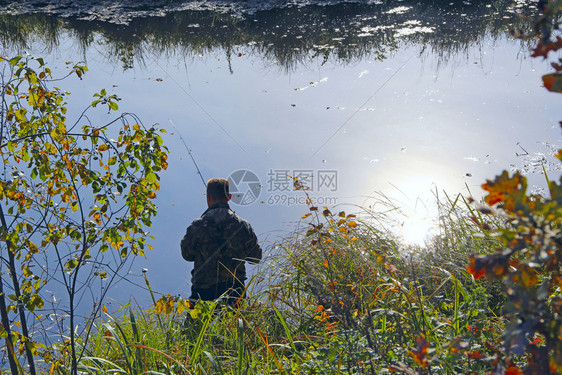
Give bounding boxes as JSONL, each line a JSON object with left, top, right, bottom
{"left": 401, "top": 210, "right": 433, "bottom": 247}
{"left": 382, "top": 174, "right": 445, "bottom": 248}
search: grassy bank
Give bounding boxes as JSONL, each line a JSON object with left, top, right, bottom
{"left": 52, "top": 193, "right": 514, "bottom": 374}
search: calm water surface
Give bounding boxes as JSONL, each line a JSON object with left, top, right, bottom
{"left": 0, "top": 0, "right": 560, "bottom": 310}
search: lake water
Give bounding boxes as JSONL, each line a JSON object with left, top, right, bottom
{"left": 0, "top": 0, "right": 560, "bottom": 316}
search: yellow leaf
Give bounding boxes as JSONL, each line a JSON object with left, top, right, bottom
{"left": 189, "top": 308, "right": 199, "bottom": 319}
{"left": 154, "top": 300, "right": 164, "bottom": 314}
{"left": 177, "top": 300, "right": 185, "bottom": 314}
{"left": 348, "top": 221, "right": 357, "bottom": 228}
{"left": 102, "top": 305, "right": 107, "bottom": 314}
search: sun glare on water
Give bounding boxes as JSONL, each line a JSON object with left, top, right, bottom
{"left": 401, "top": 210, "right": 433, "bottom": 247}
{"left": 364, "top": 172, "right": 452, "bottom": 248}
{"left": 385, "top": 175, "right": 444, "bottom": 248}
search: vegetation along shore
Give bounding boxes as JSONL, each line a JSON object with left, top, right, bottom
{"left": 0, "top": 0, "right": 561, "bottom": 374}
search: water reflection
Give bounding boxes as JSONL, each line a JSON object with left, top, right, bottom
{"left": 0, "top": 0, "right": 558, "bottom": 311}
{"left": 0, "top": 0, "right": 537, "bottom": 71}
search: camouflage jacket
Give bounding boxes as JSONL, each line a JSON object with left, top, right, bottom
{"left": 180, "top": 202, "right": 262, "bottom": 290}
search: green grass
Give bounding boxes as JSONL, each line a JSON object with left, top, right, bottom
{"left": 51, "top": 193, "right": 508, "bottom": 374}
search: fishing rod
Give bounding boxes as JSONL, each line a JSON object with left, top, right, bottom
{"left": 168, "top": 119, "right": 207, "bottom": 188}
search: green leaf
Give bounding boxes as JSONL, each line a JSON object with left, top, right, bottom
{"left": 66, "top": 259, "right": 78, "bottom": 271}
{"left": 71, "top": 201, "right": 79, "bottom": 212}
{"left": 28, "top": 72, "right": 37, "bottom": 85}
{"left": 146, "top": 172, "right": 157, "bottom": 184}
{"left": 9, "top": 56, "right": 21, "bottom": 66}
{"left": 32, "top": 294, "right": 44, "bottom": 309}
{"left": 109, "top": 101, "right": 119, "bottom": 111}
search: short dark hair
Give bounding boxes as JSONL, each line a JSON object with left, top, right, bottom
{"left": 206, "top": 178, "right": 230, "bottom": 201}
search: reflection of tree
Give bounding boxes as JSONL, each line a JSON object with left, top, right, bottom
{"left": 0, "top": 0, "right": 538, "bottom": 71}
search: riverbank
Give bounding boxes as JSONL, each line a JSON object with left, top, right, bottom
{"left": 54, "top": 194, "right": 510, "bottom": 374}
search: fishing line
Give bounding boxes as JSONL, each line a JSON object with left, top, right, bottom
{"left": 309, "top": 54, "right": 414, "bottom": 159}
{"left": 169, "top": 119, "right": 207, "bottom": 188}
{"left": 153, "top": 58, "right": 254, "bottom": 161}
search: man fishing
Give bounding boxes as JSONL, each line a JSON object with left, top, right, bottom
{"left": 180, "top": 178, "right": 262, "bottom": 305}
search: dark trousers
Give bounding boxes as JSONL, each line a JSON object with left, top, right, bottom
{"left": 190, "top": 280, "right": 245, "bottom": 306}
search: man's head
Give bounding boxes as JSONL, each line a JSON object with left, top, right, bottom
{"left": 206, "top": 178, "right": 231, "bottom": 207}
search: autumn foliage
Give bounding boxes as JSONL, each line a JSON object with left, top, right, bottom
{"left": 529, "top": 0, "right": 562, "bottom": 94}
{"left": 468, "top": 170, "right": 562, "bottom": 374}
{"left": 0, "top": 56, "right": 168, "bottom": 374}
{"left": 464, "top": 1, "right": 562, "bottom": 373}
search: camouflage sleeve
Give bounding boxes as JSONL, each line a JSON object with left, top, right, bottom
{"left": 180, "top": 219, "right": 201, "bottom": 261}
{"left": 241, "top": 221, "right": 262, "bottom": 264}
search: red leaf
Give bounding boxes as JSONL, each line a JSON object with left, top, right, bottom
{"left": 531, "top": 37, "right": 562, "bottom": 58}
{"left": 542, "top": 73, "right": 562, "bottom": 93}
{"left": 481, "top": 171, "right": 527, "bottom": 210}
{"left": 468, "top": 350, "right": 482, "bottom": 359}
{"left": 408, "top": 334, "right": 430, "bottom": 369}
{"left": 505, "top": 366, "right": 523, "bottom": 375}
{"left": 467, "top": 260, "right": 485, "bottom": 280}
